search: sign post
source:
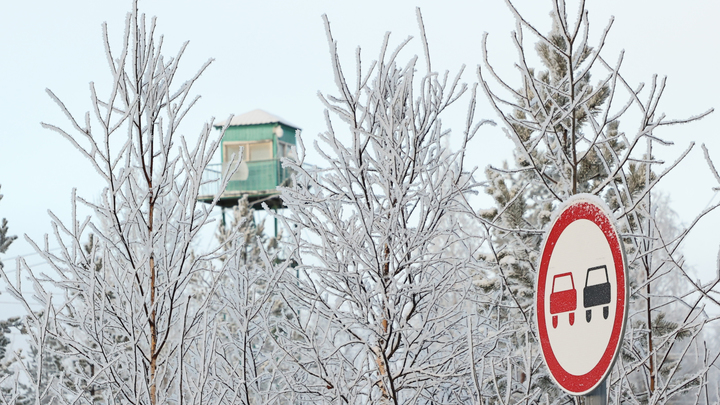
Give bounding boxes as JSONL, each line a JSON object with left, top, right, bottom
{"left": 581, "top": 380, "right": 607, "bottom": 405}
{"left": 536, "top": 195, "right": 627, "bottom": 400}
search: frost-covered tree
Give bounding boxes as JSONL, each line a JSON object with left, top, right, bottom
{"left": 273, "top": 11, "right": 488, "bottom": 404}
{"left": 477, "top": 0, "right": 720, "bottom": 403}
{"left": 0, "top": 185, "right": 22, "bottom": 402}
{"left": 0, "top": 186, "right": 15, "bottom": 265}
{"left": 216, "top": 196, "right": 280, "bottom": 267}
{"left": 207, "top": 196, "right": 291, "bottom": 404}
{"left": 4, "top": 1, "right": 720, "bottom": 404}
{"left": 0, "top": 3, "right": 266, "bottom": 404}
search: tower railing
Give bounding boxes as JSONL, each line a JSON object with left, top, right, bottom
{"left": 198, "top": 159, "right": 293, "bottom": 201}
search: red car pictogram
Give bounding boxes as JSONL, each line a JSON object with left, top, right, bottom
{"left": 550, "top": 272, "right": 577, "bottom": 328}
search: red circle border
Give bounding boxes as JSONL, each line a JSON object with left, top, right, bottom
{"left": 536, "top": 199, "right": 627, "bottom": 395}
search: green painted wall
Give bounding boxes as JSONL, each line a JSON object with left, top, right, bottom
{"left": 220, "top": 123, "right": 298, "bottom": 144}
{"left": 220, "top": 123, "right": 298, "bottom": 163}
{"left": 277, "top": 124, "right": 297, "bottom": 145}
{"left": 216, "top": 122, "right": 299, "bottom": 195}
{"left": 226, "top": 160, "right": 278, "bottom": 193}
{"left": 222, "top": 124, "right": 275, "bottom": 143}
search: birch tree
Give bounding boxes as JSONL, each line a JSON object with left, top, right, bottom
{"left": 209, "top": 197, "right": 291, "bottom": 405}
{"left": 477, "top": 0, "right": 720, "bottom": 403}
{"left": 0, "top": 3, "right": 269, "bottom": 403}
{"left": 273, "top": 11, "right": 489, "bottom": 404}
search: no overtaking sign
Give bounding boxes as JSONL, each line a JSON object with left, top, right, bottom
{"left": 536, "top": 195, "right": 628, "bottom": 395}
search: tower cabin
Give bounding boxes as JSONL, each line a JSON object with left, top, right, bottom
{"left": 197, "top": 109, "right": 299, "bottom": 209}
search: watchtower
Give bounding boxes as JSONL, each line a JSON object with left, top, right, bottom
{"left": 198, "top": 109, "right": 299, "bottom": 209}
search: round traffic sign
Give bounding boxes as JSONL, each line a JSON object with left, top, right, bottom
{"left": 536, "top": 195, "right": 627, "bottom": 395}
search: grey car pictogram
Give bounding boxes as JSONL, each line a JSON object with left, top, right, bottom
{"left": 583, "top": 265, "right": 611, "bottom": 323}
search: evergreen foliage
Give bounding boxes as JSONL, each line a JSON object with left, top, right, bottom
{"left": 0, "top": 186, "right": 16, "bottom": 263}
{"left": 478, "top": 1, "right": 719, "bottom": 403}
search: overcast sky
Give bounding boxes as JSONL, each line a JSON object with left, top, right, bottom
{"left": 1, "top": 0, "right": 719, "bottom": 303}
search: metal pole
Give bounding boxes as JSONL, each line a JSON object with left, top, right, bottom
{"left": 580, "top": 380, "right": 607, "bottom": 405}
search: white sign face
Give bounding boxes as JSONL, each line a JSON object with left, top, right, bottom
{"left": 536, "top": 196, "right": 627, "bottom": 395}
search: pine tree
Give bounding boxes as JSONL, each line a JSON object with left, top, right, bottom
{"left": 0, "top": 187, "right": 30, "bottom": 403}
{"left": 215, "top": 196, "right": 279, "bottom": 267}
{"left": 0, "top": 185, "right": 15, "bottom": 264}
{"left": 478, "top": 1, "right": 719, "bottom": 403}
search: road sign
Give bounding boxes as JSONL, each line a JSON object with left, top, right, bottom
{"left": 536, "top": 195, "right": 627, "bottom": 395}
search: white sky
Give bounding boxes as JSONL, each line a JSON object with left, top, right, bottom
{"left": 1, "top": 0, "right": 719, "bottom": 311}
